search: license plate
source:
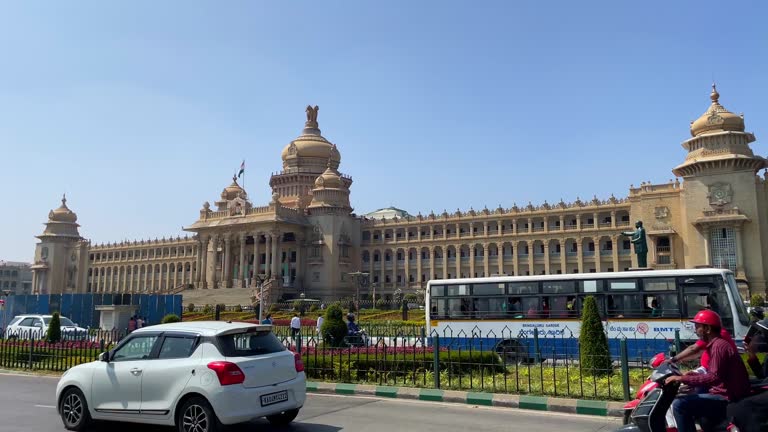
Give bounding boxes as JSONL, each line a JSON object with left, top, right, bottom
{"left": 260, "top": 391, "right": 288, "bottom": 407}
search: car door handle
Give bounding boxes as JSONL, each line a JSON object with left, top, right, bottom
{"left": 130, "top": 368, "right": 142, "bottom": 376}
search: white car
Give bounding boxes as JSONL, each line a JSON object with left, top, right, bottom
{"left": 55, "top": 321, "right": 306, "bottom": 432}
{"left": 5, "top": 314, "right": 87, "bottom": 340}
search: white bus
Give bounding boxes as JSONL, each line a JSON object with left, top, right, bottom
{"left": 425, "top": 268, "right": 751, "bottom": 361}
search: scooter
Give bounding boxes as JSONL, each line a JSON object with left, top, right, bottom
{"left": 618, "top": 359, "right": 768, "bottom": 432}
{"left": 622, "top": 353, "right": 669, "bottom": 425}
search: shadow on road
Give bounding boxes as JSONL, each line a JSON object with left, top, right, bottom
{"left": 83, "top": 419, "right": 341, "bottom": 432}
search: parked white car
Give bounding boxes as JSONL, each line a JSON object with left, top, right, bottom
{"left": 4, "top": 314, "right": 87, "bottom": 340}
{"left": 55, "top": 321, "right": 306, "bottom": 432}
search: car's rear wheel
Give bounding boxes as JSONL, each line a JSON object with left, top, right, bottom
{"left": 178, "top": 397, "right": 220, "bottom": 432}
{"left": 59, "top": 387, "right": 91, "bottom": 431}
{"left": 266, "top": 408, "right": 300, "bottom": 425}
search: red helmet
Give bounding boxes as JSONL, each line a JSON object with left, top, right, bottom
{"left": 690, "top": 309, "right": 722, "bottom": 327}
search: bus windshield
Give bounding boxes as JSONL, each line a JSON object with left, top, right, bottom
{"left": 726, "top": 273, "right": 750, "bottom": 326}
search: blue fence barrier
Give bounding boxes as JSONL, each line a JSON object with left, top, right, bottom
{"left": 0, "top": 294, "right": 183, "bottom": 329}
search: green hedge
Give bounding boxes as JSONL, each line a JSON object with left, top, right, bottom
{"left": 302, "top": 350, "right": 503, "bottom": 381}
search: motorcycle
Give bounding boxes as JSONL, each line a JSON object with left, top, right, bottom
{"left": 344, "top": 328, "right": 369, "bottom": 347}
{"left": 617, "top": 358, "right": 768, "bottom": 432}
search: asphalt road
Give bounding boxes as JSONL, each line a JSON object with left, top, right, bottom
{"left": 0, "top": 373, "right": 622, "bottom": 432}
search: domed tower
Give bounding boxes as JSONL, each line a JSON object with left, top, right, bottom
{"left": 213, "top": 175, "right": 251, "bottom": 215}
{"left": 31, "top": 195, "right": 89, "bottom": 294}
{"left": 673, "top": 85, "right": 768, "bottom": 292}
{"left": 271, "top": 105, "right": 351, "bottom": 208}
{"left": 307, "top": 161, "right": 353, "bottom": 214}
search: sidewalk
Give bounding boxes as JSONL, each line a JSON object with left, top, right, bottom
{"left": 0, "top": 368, "right": 625, "bottom": 418}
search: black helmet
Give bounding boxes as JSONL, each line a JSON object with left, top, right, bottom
{"left": 347, "top": 313, "right": 355, "bottom": 321}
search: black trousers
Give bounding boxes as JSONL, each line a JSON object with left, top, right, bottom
{"left": 728, "top": 392, "right": 768, "bottom": 432}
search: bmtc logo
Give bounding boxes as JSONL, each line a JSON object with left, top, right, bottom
{"left": 636, "top": 323, "right": 649, "bottom": 335}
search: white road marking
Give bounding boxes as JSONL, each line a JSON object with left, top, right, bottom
{"left": 34, "top": 404, "right": 56, "bottom": 409}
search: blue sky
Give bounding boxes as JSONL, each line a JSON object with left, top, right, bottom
{"left": 1, "top": 1, "right": 767, "bottom": 262}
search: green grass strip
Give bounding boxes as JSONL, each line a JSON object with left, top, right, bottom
{"left": 576, "top": 399, "right": 608, "bottom": 416}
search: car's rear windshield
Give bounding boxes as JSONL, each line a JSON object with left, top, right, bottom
{"left": 217, "top": 330, "right": 285, "bottom": 357}
{"left": 43, "top": 317, "right": 75, "bottom": 326}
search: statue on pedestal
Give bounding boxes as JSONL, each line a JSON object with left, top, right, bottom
{"left": 622, "top": 220, "right": 648, "bottom": 268}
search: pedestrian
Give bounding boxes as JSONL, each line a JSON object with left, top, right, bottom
{"left": 290, "top": 313, "right": 301, "bottom": 342}
{"left": 137, "top": 316, "right": 145, "bottom": 329}
{"left": 128, "top": 316, "right": 137, "bottom": 333}
{"left": 261, "top": 313, "right": 273, "bottom": 325}
{"left": 316, "top": 315, "right": 324, "bottom": 338}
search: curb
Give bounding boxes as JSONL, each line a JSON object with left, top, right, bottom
{"left": 0, "top": 369, "right": 625, "bottom": 418}
{"left": 307, "top": 381, "right": 626, "bottom": 418}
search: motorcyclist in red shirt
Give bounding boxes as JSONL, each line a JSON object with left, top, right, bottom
{"left": 665, "top": 310, "right": 751, "bottom": 432}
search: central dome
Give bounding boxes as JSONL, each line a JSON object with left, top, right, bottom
{"left": 281, "top": 105, "right": 341, "bottom": 172}
{"left": 49, "top": 195, "right": 78, "bottom": 223}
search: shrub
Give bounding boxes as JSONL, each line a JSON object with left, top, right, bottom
{"left": 375, "top": 299, "right": 387, "bottom": 310}
{"left": 321, "top": 304, "right": 348, "bottom": 347}
{"left": 46, "top": 312, "right": 62, "bottom": 344}
{"left": 162, "top": 314, "right": 181, "bottom": 324}
{"left": 202, "top": 304, "right": 212, "bottom": 315}
{"left": 751, "top": 294, "right": 765, "bottom": 307}
{"left": 309, "top": 304, "right": 320, "bottom": 312}
{"left": 187, "top": 303, "right": 196, "bottom": 313}
{"left": 579, "top": 296, "right": 611, "bottom": 376}
{"left": 269, "top": 304, "right": 281, "bottom": 313}
{"left": 234, "top": 304, "right": 243, "bottom": 313}
{"left": 404, "top": 293, "right": 418, "bottom": 303}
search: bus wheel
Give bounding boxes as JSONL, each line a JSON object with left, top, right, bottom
{"left": 494, "top": 339, "right": 528, "bottom": 364}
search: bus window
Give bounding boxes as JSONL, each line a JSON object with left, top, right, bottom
{"left": 474, "top": 297, "right": 507, "bottom": 318}
{"left": 447, "top": 298, "right": 464, "bottom": 318}
{"left": 447, "top": 285, "right": 468, "bottom": 296}
{"left": 507, "top": 297, "right": 524, "bottom": 318}
{"left": 431, "top": 298, "right": 448, "bottom": 319}
{"left": 542, "top": 281, "right": 576, "bottom": 294}
{"left": 521, "top": 297, "right": 540, "bottom": 318}
{"left": 643, "top": 278, "right": 676, "bottom": 291}
{"left": 431, "top": 285, "right": 446, "bottom": 297}
{"left": 683, "top": 293, "right": 709, "bottom": 318}
{"left": 472, "top": 283, "right": 505, "bottom": 296}
{"left": 509, "top": 282, "right": 538, "bottom": 295}
{"left": 607, "top": 294, "right": 644, "bottom": 318}
{"left": 608, "top": 279, "right": 638, "bottom": 291}
{"left": 546, "top": 295, "right": 578, "bottom": 318}
{"left": 644, "top": 294, "right": 680, "bottom": 318}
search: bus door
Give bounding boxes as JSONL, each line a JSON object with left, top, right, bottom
{"left": 680, "top": 282, "right": 734, "bottom": 336}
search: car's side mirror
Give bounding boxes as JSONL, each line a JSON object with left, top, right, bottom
{"left": 99, "top": 352, "right": 110, "bottom": 363}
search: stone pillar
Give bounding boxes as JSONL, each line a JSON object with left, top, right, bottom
{"left": 417, "top": 248, "right": 423, "bottom": 286}
{"left": 577, "top": 214, "right": 582, "bottom": 230}
{"left": 528, "top": 241, "right": 535, "bottom": 275}
{"left": 577, "top": 237, "right": 584, "bottom": 273}
{"left": 392, "top": 249, "right": 398, "bottom": 286}
{"left": 612, "top": 235, "right": 620, "bottom": 272}
{"left": 611, "top": 211, "right": 617, "bottom": 228}
{"left": 238, "top": 233, "right": 247, "bottom": 288}
{"left": 527, "top": 218, "right": 533, "bottom": 233}
{"left": 251, "top": 232, "right": 260, "bottom": 285}
{"left": 404, "top": 248, "right": 410, "bottom": 286}
{"left": 649, "top": 236, "right": 657, "bottom": 266}
{"left": 443, "top": 248, "right": 449, "bottom": 279}
{"left": 497, "top": 244, "right": 504, "bottom": 275}
{"left": 429, "top": 247, "right": 435, "bottom": 280}
{"left": 270, "top": 232, "right": 280, "bottom": 279}
{"left": 483, "top": 222, "right": 488, "bottom": 237}
{"left": 512, "top": 220, "right": 518, "bottom": 235}
{"left": 559, "top": 215, "right": 565, "bottom": 232}
{"left": 483, "top": 243, "right": 489, "bottom": 277}
{"left": 380, "top": 249, "right": 387, "bottom": 288}
{"left": 454, "top": 245, "right": 461, "bottom": 278}
{"left": 469, "top": 245, "right": 476, "bottom": 277}
{"left": 594, "top": 237, "right": 602, "bottom": 273}
{"left": 223, "top": 235, "right": 232, "bottom": 288}
{"left": 195, "top": 240, "right": 203, "bottom": 287}
{"left": 294, "top": 232, "right": 303, "bottom": 289}
{"left": 265, "top": 235, "right": 272, "bottom": 278}
{"left": 370, "top": 249, "right": 376, "bottom": 286}
{"left": 560, "top": 238, "right": 567, "bottom": 274}
{"left": 544, "top": 244, "right": 551, "bottom": 275}
{"left": 200, "top": 237, "right": 209, "bottom": 289}
{"left": 513, "top": 243, "right": 520, "bottom": 276}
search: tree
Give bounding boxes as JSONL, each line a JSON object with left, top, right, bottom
{"left": 162, "top": 314, "right": 181, "bottom": 324}
{"left": 579, "top": 296, "right": 611, "bottom": 376}
{"left": 187, "top": 303, "right": 196, "bottom": 313}
{"left": 202, "top": 304, "right": 212, "bottom": 315}
{"left": 375, "top": 298, "right": 387, "bottom": 310}
{"left": 320, "top": 304, "right": 348, "bottom": 347}
{"left": 750, "top": 294, "right": 765, "bottom": 307}
{"left": 47, "top": 312, "right": 62, "bottom": 343}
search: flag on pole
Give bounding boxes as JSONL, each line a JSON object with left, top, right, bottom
{"left": 238, "top": 160, "right": 245, "bottom": 178}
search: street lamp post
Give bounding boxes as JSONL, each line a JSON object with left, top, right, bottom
{"left": 253, "top": 274, "right": 266, "bottom": 322}
{"left": 348, "top": 271, "right": 369, "bottom": 312}
{"left": 1, "top": 290, "right": 11, "bottom": 338}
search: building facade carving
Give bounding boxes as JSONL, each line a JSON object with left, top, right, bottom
{"left": 30, "top": 86, "right": 768, "bottom": 302}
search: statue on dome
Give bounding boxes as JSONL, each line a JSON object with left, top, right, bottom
{"left": 621, "top": 221, "right": 648, "bottom": 268}
{"left": 306, "top": 105, "right": 319, "bottom": 124}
